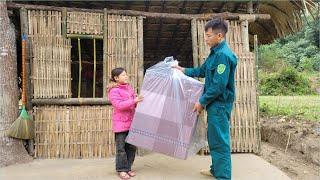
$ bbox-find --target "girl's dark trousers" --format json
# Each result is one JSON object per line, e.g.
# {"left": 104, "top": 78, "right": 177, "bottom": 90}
{"left": 115, "top": 131, "right": 136, "bottom": 172}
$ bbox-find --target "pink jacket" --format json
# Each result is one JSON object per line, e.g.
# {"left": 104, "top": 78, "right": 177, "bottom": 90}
{"left": 108, "top": 84, "right": 136, "bottom": 133}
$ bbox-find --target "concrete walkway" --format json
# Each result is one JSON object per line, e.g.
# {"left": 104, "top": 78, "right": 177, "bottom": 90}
{"left": 0, "top": 153, "right": 290, "bottom": 180}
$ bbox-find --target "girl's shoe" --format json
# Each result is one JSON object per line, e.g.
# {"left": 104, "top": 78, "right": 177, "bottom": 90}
{"left": 127, "top": 171, "right": 136, "bottom": 177}
{"left": 118, "top": 172, "right": 130, "bottom": 180}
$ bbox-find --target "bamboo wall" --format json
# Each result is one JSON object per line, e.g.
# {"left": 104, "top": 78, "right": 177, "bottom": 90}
{"left": 193, "top": 20, "right": 260, "bottom": 153}
{"left": 27, "top": 9, "right": 144, "bottom": 158}
{"left": 226, "top": 21, "right": 245, "bottom": 55}
{"left": 67, "top": 11, "right": 103, "bottom": 35}
{"left": 26, "top": 8, "right": 259, "bottom": 158}
{"left": 105, "top": 14, "right": 140, "bottom": 92}
{"left": 28, "top": 10, "right": 72, "bottom": 99}
{"left": 232, "top": 53, "right": 258, "bottom": 152}
{"left": 31, "top": 36, "right": 72, "bottom": 98}
{"left": 28, "top": 10, "right": 62, "bottom": 36}
{"left": 34, "top": 106, "right": 115, "bottom": 158}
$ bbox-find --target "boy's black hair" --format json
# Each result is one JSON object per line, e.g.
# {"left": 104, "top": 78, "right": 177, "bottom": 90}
{"left": 205, "top": 17, "right": 228, "bottom": 36}
{"left": 110, "top": 67, "right": 126, "bottom": 82}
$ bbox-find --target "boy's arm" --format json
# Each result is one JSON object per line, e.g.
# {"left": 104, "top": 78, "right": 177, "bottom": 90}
{"left": 199, "top": 54, "right": 230, "bottom": 108}
{"left": 184, "top": 61, "right": 207, "bottom": 78}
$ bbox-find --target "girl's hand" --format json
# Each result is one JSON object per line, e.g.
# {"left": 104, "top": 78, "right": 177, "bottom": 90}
{"left": 134, "top": 95, "right": 144, "bottom": 103}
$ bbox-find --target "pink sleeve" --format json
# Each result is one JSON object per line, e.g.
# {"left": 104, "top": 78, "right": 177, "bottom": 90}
{"left": 108, "top": 89, "right": 135, "bottom": 111}
{"left": 130, "top": 86, "right": 137, "bottom": 109}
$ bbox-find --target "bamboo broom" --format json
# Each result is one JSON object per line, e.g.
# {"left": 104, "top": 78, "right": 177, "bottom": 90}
{"left": 7, "top": 33, "right": 34, "bottom": 139}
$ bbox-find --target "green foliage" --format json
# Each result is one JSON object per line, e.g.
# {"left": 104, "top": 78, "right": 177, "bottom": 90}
{"left": 259, "top": 67, "right": 314, "bottom": 95}
{"left": 259, "top": 16, "right": 320, "bottom": 72}
{"left": 258, "top": 15, "right": 319, "bottom": 95}
{"left": 299, "top": 54, "right": 320, "bottom": 72}
{"left": 258, "top": 44, "right": 286, "bottom": 72}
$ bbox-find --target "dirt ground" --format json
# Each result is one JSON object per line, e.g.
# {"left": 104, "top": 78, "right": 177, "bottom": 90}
{"left": 0, "top": 153, "right": 290, "bottom": 180}
{"left": 260, "top": 117, "right": 320, "bottom": 180}
{"left": 1, "top": 116, "right": 319, "bottom": 179}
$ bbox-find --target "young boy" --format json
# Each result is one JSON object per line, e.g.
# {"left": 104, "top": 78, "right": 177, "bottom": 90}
{"left": 174, "top": 18, "right": 237, "bottom": 180}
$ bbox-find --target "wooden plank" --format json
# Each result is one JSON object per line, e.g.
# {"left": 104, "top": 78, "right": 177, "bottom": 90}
{"left": 77, "top": 38, "right": 81, "bottom": 98}
{"left": 108, "top": 14, "right": 114, "bottom": 88}
{"left": 241, "top": 20, "right": 249, "bottom": 52}
{"left": 62, "top": 8, "right": 67, "bottom": 37}
{"left": 191, "top": 19, "right": 199, "bottom": 68}
{"left": 254, "top": 35, "right": 261, "bottom": 153}
{"left": 137, "top": 16, "right": 144, "bottom": 93}
{"left": 66, "top": 34, "right": 103, "bottom": 39}
{"left": 32, "top": 98, "right": 111, "bottom": 105}
{"left": 103, "top": 8, "right": 108, "bottom": 97}
{"left": 250, "top": 53, "right": 255, "bottom": 152}
{"left": 20, "top": 7, "right": 35, "bottom": 155}
{"left": 93, "top": 38, "right": 96, "bottom": 98}
{"left": 8, "top": 2, "right": 271, "bottom": 21}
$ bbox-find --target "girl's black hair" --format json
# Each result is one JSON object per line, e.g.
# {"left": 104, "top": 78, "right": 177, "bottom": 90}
{"left": 110, "top": 67, "right": 126, "bottom": 82}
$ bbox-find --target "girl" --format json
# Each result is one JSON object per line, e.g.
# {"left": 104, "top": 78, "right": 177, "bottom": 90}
{"left": 107, "top": 67, "right": 143, "bottom": 180}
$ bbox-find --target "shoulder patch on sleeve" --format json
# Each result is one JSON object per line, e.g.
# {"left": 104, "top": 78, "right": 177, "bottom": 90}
{"left": 217, "top": 64, "right": 226, "bottom": 74}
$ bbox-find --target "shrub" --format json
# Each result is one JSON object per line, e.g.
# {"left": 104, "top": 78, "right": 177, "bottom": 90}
{"left": 259, "top": 67, "right": 314, "bottom": 95}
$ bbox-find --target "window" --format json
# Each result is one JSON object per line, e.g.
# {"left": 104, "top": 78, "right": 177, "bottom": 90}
{"left": 70, "top": 38, "right": 103, "bottom": 98}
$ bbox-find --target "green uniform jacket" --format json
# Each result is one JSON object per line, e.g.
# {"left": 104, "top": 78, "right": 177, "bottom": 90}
{"left": 185, "top": 40, "right": 237, "bottom": 112}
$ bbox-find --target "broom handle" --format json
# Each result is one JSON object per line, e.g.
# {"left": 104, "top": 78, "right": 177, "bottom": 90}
{"left": 22, "top": 34, "right": 27, "bottom": 106}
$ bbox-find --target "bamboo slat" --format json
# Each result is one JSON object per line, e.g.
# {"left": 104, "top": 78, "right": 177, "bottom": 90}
{"left": 93, "top": 38, "right": 96, "bottom": 98}
{"left": 136, "top": 17, "right": 142, "bottom": 93}
{"left": 254, "top": 35, "right": 261, "bottom": 153}
{"left": 77, "top": 38, "right": 82, "bottom": 98}
{"left": 103, "top": 8, "right": 108, "bottom": 97}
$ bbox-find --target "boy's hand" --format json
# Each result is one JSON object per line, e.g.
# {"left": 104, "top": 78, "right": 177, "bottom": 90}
{"left": 172, "top": 65, "right": 185, "bottom": 73}
{"left": 134, "top": 95, "right": 144, "bottom": 103}
{"left": 193, "top": 102, "right": 203, "bottom": 115}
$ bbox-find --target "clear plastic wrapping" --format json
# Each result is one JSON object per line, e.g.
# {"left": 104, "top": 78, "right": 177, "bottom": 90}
{"left": 126, "top": 57, "right": 207, "bottom": 159}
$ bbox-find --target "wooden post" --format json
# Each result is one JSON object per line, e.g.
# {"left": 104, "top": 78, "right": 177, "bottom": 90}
{"left": 66, "top": 34, "right": 103, "bottom": 39}
{"left": 247, "top": 0, "right": 253, "bottom": 14}
{"left": 0, "top": 2, "right": 33, "bottom": 165}
{"left": 93, "top": 38, "right": 96, "bottom": 98}
{"left": 62, "top": 8, "right": 67, "bottom": 37}
{"left": 137, "top": 16, "right": 144, "bottom": 93}
{"left": 103, "top": 8, "right": 108, "bottom": 97}
{"left": 77, "top": 38, "right": 82, "bottom": 98}
{"left": 254, "top": 35, "right": 261, "bottom": 154}
{"left": 32, "top": 98, "right": 111, "bottom": 105}
{"left": 137, "top": 16, "right": 145, "bottom": 156}
{"left": 241, "top": 20, "right": 249, "bottom": 52}
{"left": 20, "top": 8, "right": 31, "bottom": 109}
{"left": 191, "top": 19, "right": 199, "bottom": 68}
{"left": 20, "top": 7, "right": 34, "bottom": 156}
{"left": 7, "top": 3, "right": 271, "bottom": 22}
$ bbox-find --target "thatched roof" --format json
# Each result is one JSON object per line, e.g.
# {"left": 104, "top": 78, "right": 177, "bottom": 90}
{"left": 8, "top": 1, "right": 317, "bottom": 68}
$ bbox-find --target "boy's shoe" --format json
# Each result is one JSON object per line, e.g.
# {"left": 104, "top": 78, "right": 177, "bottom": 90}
{"left": 200, "top": 169, "right": 214, "bottom": 177}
